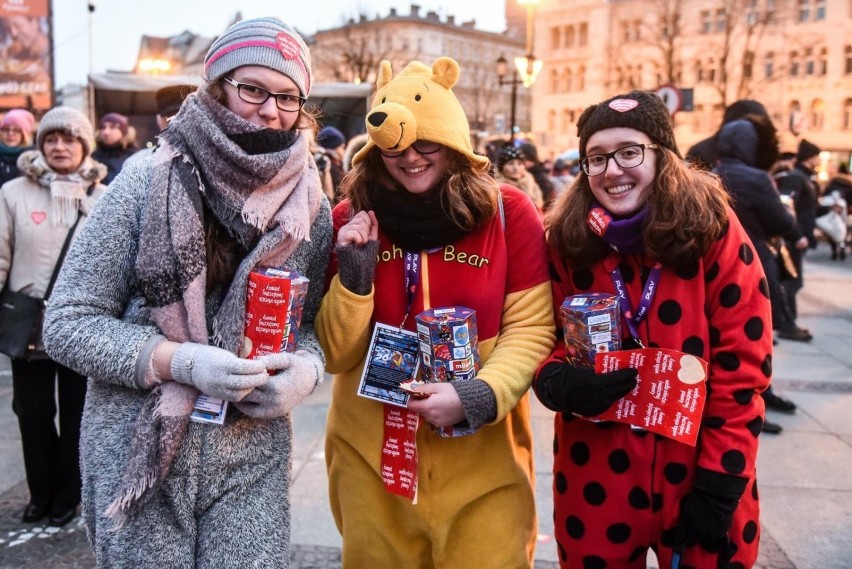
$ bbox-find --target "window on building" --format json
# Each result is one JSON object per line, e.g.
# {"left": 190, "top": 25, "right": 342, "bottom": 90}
{"left": 805, "top": 47, "right": 814, "bottom": 75}
{"left": 548, "top": 109, "right": 556, "bottom": 132}
{"left": 746, "top": 0, "right": 759, "bottom": 26}
{"left": 743, "top": 50, "right": 754, "bottom": 79}
{"left": 696, "top": 60, "right": 704, "bottom": 81}
{"left": 811, "top": 99, "right": 825, "bottom": 130}
{"left": 790, "top": 51, "right": 799, "bottom": 76}
{"left": 815, "top": 0, "right": 826, "bottom": 19}
{"left": 707, "top": 58, "right": 716, "bottom": 82}
{"left": 579, "top": 23, "right": 588, "bottom": 46}
{"left": 789, "top": 101, "right": 803, "bottom": 134}
{"left": 675, "top": 61, "right": 683, "bottom": 83}
{"left": 764, "top": 52, "right": 774, "bottom": 78}
{"left": 565, "top": 68, "right": 574, "bottom": 92}
{"left": 551, "top": 26, "right": 561, "bottom": 50}
{"left": 716, "top": 9, "right": 726, "bottom": 32}
{"left": 701, "top": 10, "right": 712, "bottom": 33}
{"left": 564, "top": 26, "right": 574, "bottom": 48}
{"left": 550, "top": 68, "right": 560, "bottom": 93}
{"left": 621, "top": 21, "right": 630, "bottom": 42}
{"left": 577, "top": 66, "right": 586, "bottom": 91}
{"left": 561, "top": 109, "right": 572, "bottom": 133}
{"left": 633, "top": 20, "right": 642, "bottom": 41}
{"left": 820, "top": 47, "right": 828, "bottom": 75}
{"left": 843, "top": 98, "right": 852, "bottom": 129}
{"left": 798, "top": 0, "right": 810, "bottom": 22}
{"left": 636, "top": 63, "right": 644, "bottom": 88}
{"left": 846, "top": 45, "right": 852, "bottom": 74}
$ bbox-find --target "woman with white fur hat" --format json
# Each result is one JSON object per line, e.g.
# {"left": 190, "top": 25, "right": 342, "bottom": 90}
{"left": 0, "top": 105, "right": 107, "bottom": 527}
{"left": 43, "top": 16, "right": 331, "bottom": 566}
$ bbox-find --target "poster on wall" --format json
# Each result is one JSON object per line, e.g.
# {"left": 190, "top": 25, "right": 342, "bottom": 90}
{"left": 0, "top": 0, "right": 53, "bottom": 111}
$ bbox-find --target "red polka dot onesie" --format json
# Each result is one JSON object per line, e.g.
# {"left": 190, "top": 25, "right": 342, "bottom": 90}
{"left": 535, "top": 208, "right": 772, "bottom": 569}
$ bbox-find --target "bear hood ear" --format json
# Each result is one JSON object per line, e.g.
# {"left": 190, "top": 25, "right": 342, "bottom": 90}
{"left": 377, "top": 60, "right": 393, "bottom": 89}
{"left": 431, "top": 57, "right": 459, "bottom": 89}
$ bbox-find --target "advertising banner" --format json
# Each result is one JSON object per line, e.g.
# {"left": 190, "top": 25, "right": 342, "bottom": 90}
{"left": 0, "top": 0, "right": 52, "bottom": 111}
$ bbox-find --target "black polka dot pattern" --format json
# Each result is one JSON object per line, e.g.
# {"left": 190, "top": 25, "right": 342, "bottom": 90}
{"left": 733, "top": 389, "right": 754, "bottom": 405}
{"left": 746, "top": 416, "right": 763, "bottom": 437}
{"left": 758, "top": 277, "right": 770, "bottom": 298}
{"left": 744, "top": 317, "right": 764, "bottom": 341}
{"left": 555, "top": 471, "right": 567, "bottom": 494}
{"left": 657, "top": 300, "right": 683, "bottom": 325}
{"left": 606, "top": 523, "right": 631, "bottom": 544}
{"left": 566, "top": 515, "right": 585, "bottom": 538}
{"left": 703, "top": 416, "right": 726, "bottom": 429}
{"left": 738, "top": 243, "right": 754, "bottom": 265}
{"left": 582, "top": 555, "right": 606, "bottom": 569}
{"left": 628, "top": 486, "right": 650, "bottom": 509}
{"left": 664, "top": 462, "right": 688, "bottom": 484}
{"left": 571, "top": 442, "right": 591, "bottom": 466}
{"left": 682, "top": 336, "right": 704, "bottom": 357}
{"left": 651, "top": 493, "right": 663, "bottom": 512}
{"left": 720, "top": 283, "right": 742, "bottom": 307}
{"left": 721, "top": 449, "right": 747, "bottom": 474}
{"left": 608, "top": 449, "right": 630, "bottom": 474}
{"left": 583, "top": 482, "right": 606, "bottom": 505}
{"left": 572, "top": 268, "right": 594, "bottom": 290}
{"left": 742, "top": 520, "right": 758, "bottom": 543}
{"left": 705, "top": 261, "right": 720, "bottom": 283}
{"left": 716, "top": 351, "right": 741, "bottom": 371}
{"left": 761, "top": 355, "right": 772, "bottom": 378}
{"left": 709, "top": 326, "right": 721, "bottom": 347}
{"left": 628, "top": 546, "right": 645, "bottom": 562}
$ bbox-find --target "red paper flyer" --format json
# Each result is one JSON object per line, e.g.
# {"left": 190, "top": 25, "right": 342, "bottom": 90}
{"left": 594, "top": 348, "right": 709, "bottom": 446}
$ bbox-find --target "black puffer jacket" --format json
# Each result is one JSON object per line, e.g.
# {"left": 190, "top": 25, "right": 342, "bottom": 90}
{"left": 715, "top": 119, "right": 802, "bottom": 245}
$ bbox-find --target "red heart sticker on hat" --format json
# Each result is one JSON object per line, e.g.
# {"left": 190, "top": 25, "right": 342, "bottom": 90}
{"left": 609, "top": 99, "right": 639, "bottom": 112}
{"left": 276, "top": 32, "right": 299, "bottom": 60}
{"left": 31, "top": 211, "right": 47, "bottom": 225}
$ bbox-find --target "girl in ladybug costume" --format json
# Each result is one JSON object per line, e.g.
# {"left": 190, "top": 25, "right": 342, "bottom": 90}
{"left": 535, "top": 90, "right": 772, "bottom": 568}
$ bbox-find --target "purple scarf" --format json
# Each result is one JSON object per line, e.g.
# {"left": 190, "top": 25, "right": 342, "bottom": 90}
{"left": 586, "top": 202, "right": 648, "bottom": 255}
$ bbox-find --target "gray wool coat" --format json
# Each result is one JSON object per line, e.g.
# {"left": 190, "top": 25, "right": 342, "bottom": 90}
{"left": 43, "top": 156, "right": 332, "bottom": 568}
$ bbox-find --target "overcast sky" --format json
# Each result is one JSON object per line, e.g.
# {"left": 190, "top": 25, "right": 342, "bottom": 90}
{"left": 53, "top": 0, "right": 507, "bottom": 86}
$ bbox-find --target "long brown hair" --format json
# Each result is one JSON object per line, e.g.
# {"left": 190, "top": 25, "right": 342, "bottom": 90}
{"left": 546, "top": 147, "right": 730, "bottom": 269}
{"left": 339, "top": 146, "right": 497, "bottom": 230}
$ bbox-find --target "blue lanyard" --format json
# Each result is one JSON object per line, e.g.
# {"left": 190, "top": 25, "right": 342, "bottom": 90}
{"left": 609, "top": 263, "right": 662, "bottom": 348}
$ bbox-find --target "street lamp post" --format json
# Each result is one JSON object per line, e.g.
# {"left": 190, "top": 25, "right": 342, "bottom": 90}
{"left": 496, "top": 55, "right": 520, "bottom": 140}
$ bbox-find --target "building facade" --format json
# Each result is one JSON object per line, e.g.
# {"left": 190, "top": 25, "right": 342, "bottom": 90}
{"left": 309, "top": 4, "right": 528, "bottom": 147}
{"left": 530, "top": 0, "right": 852, "bottom": 164}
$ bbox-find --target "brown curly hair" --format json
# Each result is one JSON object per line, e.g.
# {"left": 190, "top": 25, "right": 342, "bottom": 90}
{"left": 545, "top": 146, "right": 731, "bottom": 269}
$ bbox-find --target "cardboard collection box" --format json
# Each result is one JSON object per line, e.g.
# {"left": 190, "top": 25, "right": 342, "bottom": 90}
{"left": 415, "top": 306, "right": 480, "bottom": 437}
{"left": 560, "top": 293, "right": 621, "bottom": 368}
{"left": 241, "top": 267, "right": 309, "bottom": 359}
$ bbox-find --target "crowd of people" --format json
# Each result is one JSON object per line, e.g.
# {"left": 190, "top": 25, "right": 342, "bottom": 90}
{"left": 0, "top": 12, "right": 844, "bottom": 569}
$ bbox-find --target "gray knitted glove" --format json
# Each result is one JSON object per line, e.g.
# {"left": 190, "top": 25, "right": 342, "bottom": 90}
{"left": 234, "top": 350, "right": 323, "bottom": 419}
{"left": 170, "top": 342, "right": 267, "bottom": 402}
{"left": 336, "top": 240, "right": 379, "bottom": 295}
{"left": 451, "top": 379, "right": 498, "bottom": 430}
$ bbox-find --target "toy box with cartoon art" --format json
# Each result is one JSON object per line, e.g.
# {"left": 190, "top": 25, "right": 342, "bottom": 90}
{"left": 241, "top": 267, "right": 310, "bottom": 359}
{"left": 415, "top": 306, "right": 481, "bottom": 437}
{"left": 560, "top": 293, "right": 621, "bottom": 368}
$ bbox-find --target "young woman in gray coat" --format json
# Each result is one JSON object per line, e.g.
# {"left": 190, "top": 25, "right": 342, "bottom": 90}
{"left": 43, "top": 17, "right": 331, "bottom": 567}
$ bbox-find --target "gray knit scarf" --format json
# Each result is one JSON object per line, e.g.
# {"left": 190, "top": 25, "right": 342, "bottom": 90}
{"left": 105, "top": 89, "right": 323, "bottom": 526}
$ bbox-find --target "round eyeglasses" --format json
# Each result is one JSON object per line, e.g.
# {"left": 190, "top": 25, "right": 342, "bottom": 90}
{"left": 222, "top": 77, "right": 306, "bottom": 112}
{"left": 380, "top": 140, "right": 442, "bottom": 158}
{"left": 580, "top": 143, "right": 659, "bottom": 177}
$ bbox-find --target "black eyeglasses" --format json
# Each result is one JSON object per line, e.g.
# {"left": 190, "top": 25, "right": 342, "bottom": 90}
{"left": 222, "top": 77, "right": 306, "bottom": 112}
{"left": 580, "top": 143, "right": 659, "bottom": 177}
{"left": 380, "top": 140, "right": 443, "bottom": 158}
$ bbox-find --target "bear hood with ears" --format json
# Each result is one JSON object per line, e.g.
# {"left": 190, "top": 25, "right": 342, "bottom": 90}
{"left": 352, "top": 56, "right": 489, "bottom": 167}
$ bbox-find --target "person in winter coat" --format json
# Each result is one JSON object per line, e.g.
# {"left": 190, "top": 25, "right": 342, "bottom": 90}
{"left": 43, "top": 17, "right": 331, "bottom": 567}
{"left": 519, "top": 140, "right": 556, "bottom": 208}
{"left": 776, "top": 139, "right": 822, "bottom": 321}
{"left": 0, "top": 106, "right": 108, "bottom": 527}
{"left": 822, "top": 163, "right": 852, "bottom": 260}
{"left": 535, "top": 90, "right": 771, "bottom": 569}
{"left": 494, "top": 144, "right": 545, "bottom": 211}
{"left": 315, "top": 56, "right": 555, "bottom": 568}
{"left": 0, "top": 109, "right": 36, "bottom": 186}
{"left": 686, "top": 99, "right": 772, "bottom": 170}
{"left": 91, "top": 112, "right": 138, "bottom": 184}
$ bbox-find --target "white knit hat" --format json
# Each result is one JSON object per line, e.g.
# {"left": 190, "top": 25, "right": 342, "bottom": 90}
{"left": 36, "top": 106, "right": 96, "bottom": 157}
{"left": 203, "top": 17, "right": 313, "bottom": 98}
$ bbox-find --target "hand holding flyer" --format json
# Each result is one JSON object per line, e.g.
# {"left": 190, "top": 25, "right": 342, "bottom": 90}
{"left": 594, "top": 348, "right": 709, "bottom": 446}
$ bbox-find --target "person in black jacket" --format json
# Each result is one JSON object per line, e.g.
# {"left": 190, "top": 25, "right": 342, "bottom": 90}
{"left": 687, "top": 99, "right": 771, "bottom": 170}
{"left": 519, "top": 141, "right": 556, "bottom": 208}
{"left": 776, "top": 139, "right": 821, "bottom": 319}
{"left": 714, "top": 115, "right": 802, "bottom": 429}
